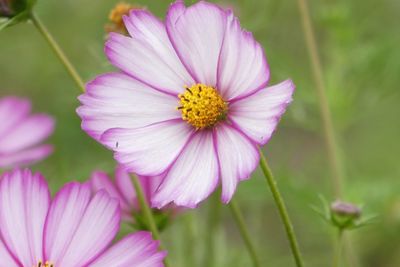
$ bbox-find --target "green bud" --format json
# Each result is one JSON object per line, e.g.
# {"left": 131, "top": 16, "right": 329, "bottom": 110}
{"left": 330, "top": 200, "right": 361, "bottom": 230}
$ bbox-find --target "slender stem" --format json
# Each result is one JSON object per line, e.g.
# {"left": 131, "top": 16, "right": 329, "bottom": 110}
{"left": 131, "top": 175, "right": 171, "bottom": 267}
{"left": 332, "top": 229, "right": 343, "bottom": 267}
{"left": 296, "top": 0, "right": 344, "bottom": 198}
{"left": 296, "top": 1, "right": 360, "bottom": 266}
{"left": 30, "top": 12, "right": 86, "bottom": 92}
{"left": 229, "top": 199, "right": 261, "bottom": 267}
{"left": 259, "top": 149, "right": 304, "bottom": 267}
{"left": 204, "top": 193, "right": 221, "bottom": 267}
{"left": 183, "top": 212, "right": 197, "bottom": 267}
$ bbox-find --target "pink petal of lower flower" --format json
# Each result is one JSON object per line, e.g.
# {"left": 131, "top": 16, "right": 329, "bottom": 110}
{"left": 55, "top": 190, "right": 120, "bottom": 266}
{"left": 0, "top": 169, "right": 50, "bottom": 266}
{"left": 217, "top": 11, "right": 269, "bottom": 101}
{"left": 166, "top": 1, "right": 227, "bottom": 86}
{"left": 0, "top": 144, "right": 53, "bottom": 168}
{"left": 101, "top": 120, "right": 194, "bottom": 176}
{"left": 214, "top": 124, "right": 259, "bottom": 203}
{"left": 90, "top": 171, "right": 131, "bottom": 214}
{"left": 229, "top": 79, "right": 295, "bottom": 145}
{"left": 88, "top": 231, "right": 166, "bottom": 267}
{"left": 0, "top": 96, "right": 31, "bottom": 138}
{"left": 78, "top": 73, "right": 181, "bottom": 141}
{"left": 115, "top": 166, "right": 139, "bottom": 211}
{"left": 44, "top": 182, "right": 92, "bottom": 263}
{"left": 0, "top": 114, "right": 54, "bottom": 154}
{"left": 152, "top": 131, "right": 219, "bottom": 208}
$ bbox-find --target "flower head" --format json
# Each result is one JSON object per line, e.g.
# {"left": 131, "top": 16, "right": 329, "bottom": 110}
{"left": 0, "top": 96, "right": 54, "bottom": 168}
{"left": 78, "top": 0, "right": 295, "bottom": 208}
{"left": 0, "top": 169, "right": 166, "bottom": 266}
{"left": 105, "top": 2, "right": 141, "bottom": 35}
{"left": 90, "top": 166, "right": 175, "bottom": 229}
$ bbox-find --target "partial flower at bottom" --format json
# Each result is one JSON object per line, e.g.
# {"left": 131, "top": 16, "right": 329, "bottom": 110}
{"left": 90, "top": 166, "right": 177, "bottom": 229}
{"left": 0, "top": 96, "right": 54, "bottom": 168}
{"left": 0, "top": 169, "right": 166, "bottom": 267}
{"left": 77, "top": 0, "right": 295, "bottom": 208}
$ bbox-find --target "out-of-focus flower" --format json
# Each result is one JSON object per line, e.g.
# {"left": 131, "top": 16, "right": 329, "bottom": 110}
{"left": 0, "top": 96, "right": 54, "bottom": 168}
{"left": 90, "top": 166, "right": 174, "bottom": 230}
{"left": 0, "top": 0, "right": 36, "bottom": 30}
{"left": 105, "top": 2, "right": 141, "bottom": 35}
{"left": 0, "top": 169, "right": 166, "bottom": 266}
{"left": 78, "top": 0, "right": 294, "bottom": 208}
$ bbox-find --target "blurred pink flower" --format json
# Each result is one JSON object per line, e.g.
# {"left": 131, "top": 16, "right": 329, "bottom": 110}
{"left": 0, "top": 169, "right": 166, "bottom": 266}
{"left": 90, "top": 166, "right": 175, "bottom": 224}
{"left": 78, "top": 0, "right": 294, "bottom": 208}
{"left": 0, "top": 96, "right": 54, "bottom": 168}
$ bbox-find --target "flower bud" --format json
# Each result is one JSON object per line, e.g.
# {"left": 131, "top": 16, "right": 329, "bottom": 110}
{"left": 0, "top": 0, "right": 14, "bottom": 17}
{"left": 105, "top": 2, "right": 142, "bottom": 35}
{"left": 330, "top": 200, "right": 361, "bottom": 229}
{"left": 0, "top": 0, "right": 36, "bottom": 30}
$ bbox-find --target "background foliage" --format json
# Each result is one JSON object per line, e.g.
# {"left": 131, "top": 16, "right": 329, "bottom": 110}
{"left": 0, "top": 0, "right": 399, "bottom": 266}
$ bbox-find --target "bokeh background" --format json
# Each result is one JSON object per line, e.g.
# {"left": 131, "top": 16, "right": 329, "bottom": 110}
{"left": 1, "top": 0, "right": 399, "bottom": 266}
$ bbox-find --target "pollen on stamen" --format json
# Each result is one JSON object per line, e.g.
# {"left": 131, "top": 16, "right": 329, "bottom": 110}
{"left": 35, "top": 260, "right": 54, "bottom": 267}
{"left": 177, "top": 84, "right": 228, "bottom": 130}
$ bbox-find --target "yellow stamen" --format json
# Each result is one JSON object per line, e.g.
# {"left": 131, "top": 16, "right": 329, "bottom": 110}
{"left": 34, "top": 260, "right": 54, "bottom": 267}
{"left": 178, "top": 84, "right": 228, "bottom": 130}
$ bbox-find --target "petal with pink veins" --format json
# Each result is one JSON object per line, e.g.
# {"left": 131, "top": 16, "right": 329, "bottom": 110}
{"left": 229, "top": 79, "right": 295, "bottom": 145}
{"left": 166, "top": 1, "right": 227, "bottom": 86}
{"left": 217, "top": 11, "right": 269, "bottom": 101}
{"left": 105, "top": 9, "right": 193, "bottom": 95}
{"left": 44, "top": 183, "right": 92, "bottom": 263}
{"left": 0, "top": 144, "right": 53, "bottom": 168}
{"left": 53, "top": 190, "right": 120, "bottom": 266}
{"left": 101, "top": 120, "right": 194, "bottom": 176}
{"left": 0, "top": 169, "right": 50, "bottom": 266}
{"left": 78, "top": 73, "right": 181, "bottom": 141}
{"left": 0, "top": 238, "right": 17, "bottom": 266}
{"left": 214, "top": 124, "right": 259, "bottom": 203}
{"left": 152, "top": 131, "right": 219, "bottom": 208}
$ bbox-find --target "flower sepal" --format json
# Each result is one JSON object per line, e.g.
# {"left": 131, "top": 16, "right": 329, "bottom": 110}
{"left": 132, "top": 209, "right": 171, "bottom": 232}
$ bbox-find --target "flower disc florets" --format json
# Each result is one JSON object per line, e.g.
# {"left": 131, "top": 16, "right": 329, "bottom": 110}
{"left": 35, "top": 261, "right": 54, "bottom": 267}
{"left": 178, "top": 84, "right": 228, "bottom": 130}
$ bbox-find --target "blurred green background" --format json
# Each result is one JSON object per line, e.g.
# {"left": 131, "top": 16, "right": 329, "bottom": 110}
{"left": 1, "top": 0, "right": 399, "bottom": 266}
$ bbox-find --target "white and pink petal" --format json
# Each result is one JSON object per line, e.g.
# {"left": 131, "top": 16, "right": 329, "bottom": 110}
{"left": 106, "top": 9, "right": 193, "bottom": 95}
{"left": 78, "top": 73, "right": 181, "bottom": 141}
{"left": 217, "top": 12, "right": 269, "bottom": 101}
{"left": 229, "top": 79, "right": 295, "bottom": 145}
{"left": 166, "top": 1, "right": 227, "bottom": 86}
{"left": 0, "top": 144, "right": 53, "bottom": 168}
{"left": 152, "top": 131, "right": 219, "bottom": 208}
{"left": 101, "top": 120, "right": 194, "bottom": 176}
{"left": 214, "top": 124, "right": 259, "bottom": 203}
{"left": 0, "top": 169, "right": 50, "bottom": 266}
{"left": 88, "top": 232, "right": 166, "bottom": 267}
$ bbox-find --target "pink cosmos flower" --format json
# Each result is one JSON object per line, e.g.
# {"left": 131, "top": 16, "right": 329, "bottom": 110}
{"left": 0, "top": 96, "right": 54, "bottom": 168}
{"left": 90, "top": 166, "right": 168, "bottom": 223}
{"left": 0, "top": 169, "right": 166, "bottom": 267}
{"left": 77, "top": 0, "right": 295, "bottom": 208}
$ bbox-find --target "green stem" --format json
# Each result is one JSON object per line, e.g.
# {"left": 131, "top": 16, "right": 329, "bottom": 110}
{"left": 229, "top": 199, "right": 261, "bottom": 267}
{"left": 296, "top": 0, "right": 344, "bottom": 198}
{"left": 204, "top": 193, "right": 221, "bottom": 267}
{"left": 30, "top": 12, "right": 86, "bottom": 92}
{"left": 333, "top": 229, "right": 343, "bottom": 267}
{"left": 131, "top": 175, "right": 171, "bottom": 267}
{"left": 259, "top": 149, "right": 304, "bottom": 267}
{"left": 183, "top": 212, "right": 197, "bottom": 267}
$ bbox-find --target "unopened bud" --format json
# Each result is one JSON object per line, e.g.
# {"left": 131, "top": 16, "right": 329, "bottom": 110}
{"left": 0, "top": 0, "right": 14, "bottom": 17}
{"left": 330, "top": 200, "right": 361, "bottom": 229}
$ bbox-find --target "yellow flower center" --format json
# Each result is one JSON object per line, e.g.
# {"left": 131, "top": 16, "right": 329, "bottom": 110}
{"left": 178, "top": 84, "right": 228, "bottom": 130}
{"left": 34, "top": 261, "right": 54, "bottom": 267}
